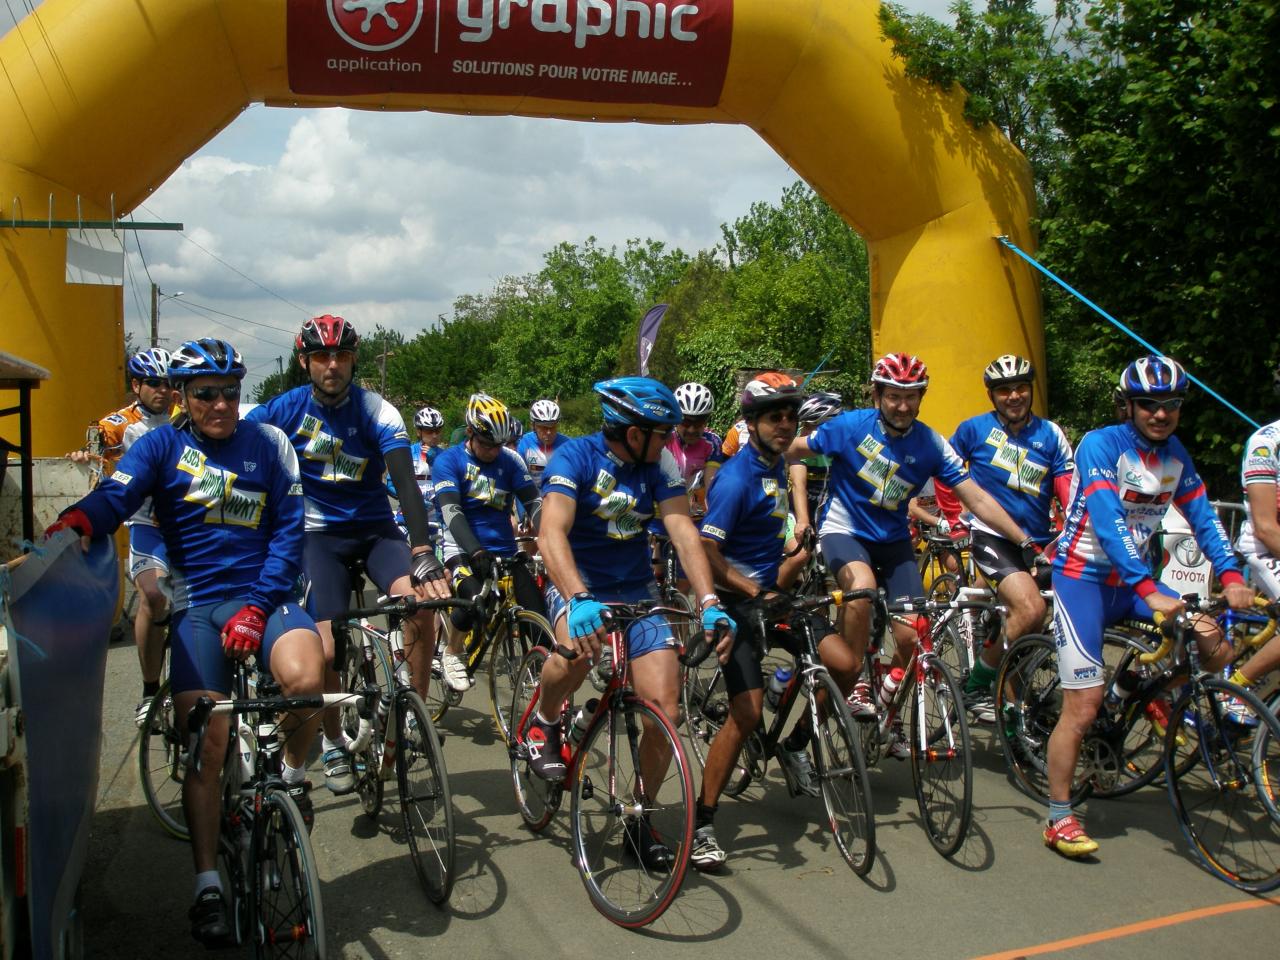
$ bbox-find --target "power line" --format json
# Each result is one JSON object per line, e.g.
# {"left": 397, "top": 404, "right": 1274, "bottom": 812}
{"left": 166, "top": 298, "right": 291, "bottom": 350}
{"left": 172, "top": 297, "right": 296, "bottom": 335}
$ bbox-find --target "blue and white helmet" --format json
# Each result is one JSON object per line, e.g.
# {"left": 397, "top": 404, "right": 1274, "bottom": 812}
{"left": 167, "top": 338, "right": 245, "bottom": 383}
{"left": 529, "top": 399, "right": 561, "bottom": 423}
{"left": 1119, "top": 355, "right": 1187, "bottom": 397}
{"left": 594, "top": 377, "right": 681, "bottom": 428}
{"left": 126, "top": 347, "right": 171, "bottom": 381}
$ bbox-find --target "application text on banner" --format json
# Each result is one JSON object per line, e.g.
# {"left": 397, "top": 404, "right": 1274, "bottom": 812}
{"left": 287, "top": 0, "right": 734, "bottom": 106}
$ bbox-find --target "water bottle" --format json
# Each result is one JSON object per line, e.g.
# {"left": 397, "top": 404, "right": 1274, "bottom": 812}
{"left": 568, "top": 699, "right": 600, "bottom": 746}
{"left": 1104, "top": 668, "right": 1141, "bottom": 705}
{"left": 766, "top": 666, "right": 793, "bottom": 711}
{"left": 878, "top": 667, "right": 905, "bottom": 712}
{"left": 236, "top": 722, "right": 256, "bottom": 781}
{"left": 377, "top": 691, "right": 392, "bottom": 727}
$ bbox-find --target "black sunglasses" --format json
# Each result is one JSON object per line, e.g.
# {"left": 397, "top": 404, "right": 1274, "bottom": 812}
{"left": 140, "top": 378, "right": 168, "bottom": 389}
{"left": 188, "top": 384, "right": 242, "bottom": 402}
{"left": 1132, "top": 396, "right": 1183, "bottom": 413}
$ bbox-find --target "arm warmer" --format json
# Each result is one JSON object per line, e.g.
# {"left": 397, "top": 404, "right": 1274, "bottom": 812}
{"left": 385, "top": 446, "right": 431, "bottom": 548}
{"left": 436, "top": 489, "right": 485, "bottom": 557}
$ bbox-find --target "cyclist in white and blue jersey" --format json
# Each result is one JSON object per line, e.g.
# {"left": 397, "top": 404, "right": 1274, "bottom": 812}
{"left": 45, "top": 339, "right": 326, "bottom": 946}
{"left": 516, "top": 398, "right": 568, "bottom": 491}
{"left": 246, "top": 315, "right": 449, "bottom": 797}
{"left": 433, "top": 393, "right": 545, "bottom": 691}
{"left": 531, "top": 377, "right": 736, "bottom": 868}
{"left": 387, "top": 405, "right": 446, "bottom": 537}
{"left": 938, "top": 354, "right": 1075, "bottom": 722}
{"left": 786, "top": 352, "right": 1035, "bottom": 755}
{"left": 1043, "top": 356, "right": 1253, "bottom": 858}
{"left": 690, "top": 373, "right": 854, "bottom": 870}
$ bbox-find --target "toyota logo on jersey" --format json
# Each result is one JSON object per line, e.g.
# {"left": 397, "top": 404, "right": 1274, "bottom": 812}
{"left": 328, "top": 0, "right": 425, "bottom": 52}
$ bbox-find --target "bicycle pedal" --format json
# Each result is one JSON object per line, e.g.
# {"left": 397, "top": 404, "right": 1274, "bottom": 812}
{"left": 580, "top": 775, "right": 594, "bottom": 800}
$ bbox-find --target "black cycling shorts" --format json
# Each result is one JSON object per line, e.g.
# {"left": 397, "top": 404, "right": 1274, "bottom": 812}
{"left": 970, "top": 530, "right": 1029, "bottom": 584}
{"left": 719, "top": 595, "right": 835, "bottom": 699}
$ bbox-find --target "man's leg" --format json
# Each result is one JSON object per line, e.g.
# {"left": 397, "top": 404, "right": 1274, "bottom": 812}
{"left": 132, "top": 566, "right": 170, "bottom": 725}
{"left": 175, "top": 688, "right": 231, "bottom": 941}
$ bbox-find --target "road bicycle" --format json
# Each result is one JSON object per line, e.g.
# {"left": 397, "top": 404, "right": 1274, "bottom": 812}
{"left": 508, "top": 600, "right": 697, "bottom": 928}
{"left": 684, "top": 587, "right": 877, "bottom": 875}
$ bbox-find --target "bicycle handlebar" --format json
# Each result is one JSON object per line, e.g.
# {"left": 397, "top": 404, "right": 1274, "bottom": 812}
{"left": 339, "top": 594, "right": 479, "bottom": 622}
{"left": 1143, "top": 595, "right": 1231, "bottom": 664}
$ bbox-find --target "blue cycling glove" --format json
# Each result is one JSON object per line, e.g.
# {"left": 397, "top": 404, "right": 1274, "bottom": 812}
{"left": 567, "top": 594, "right": 608, "bottom": 639}
{"left": 702, "top": 604, "right": 736, "bottom": 636}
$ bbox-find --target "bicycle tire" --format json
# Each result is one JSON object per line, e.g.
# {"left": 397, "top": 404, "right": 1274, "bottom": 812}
{"left": 931, "top": 611, "right": 973, "bottom": 691}
{"left": 570, "top": 693, "right": 694, "bottom": 928}
{"left": 253, "top": 788, "right": 325, "bottom": 959}
{"left": 808, "top": 670, "right": 876, "bottom": 875}
{"left": 138, "top": 679, "right": 189, "bottom": 840}
{"left": 395, "top": 691, "right": 456, "bottom": 905}
{"left": 1088, "top": 627, "right": 1170, "bottom": 799}
{"left": 1166, "top": 677, "right": 1280, "bottom": 892}
{"left": 910, "top": 656, "right": 973, "bottom": 857}
{"left": 994, "top": 633, "right": 1092, "bottom": 805}
{"left": 488, "top": 609, "right": 555, "bottom": 745}
{"left": 508, "top": 646, "right": 562, "bottom": 831}
{"left": 340, "top": 633, "right": 391, "bottom": 818}
{"left": 425, "top": 614, "right": 454, "bottom": 724}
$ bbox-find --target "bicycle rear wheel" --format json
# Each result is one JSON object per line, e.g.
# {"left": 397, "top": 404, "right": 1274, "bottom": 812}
{"left": 808, "top": 670, "right": 876, "bottom": 875}
{"left": 488, "top": 609, "right": 554, "bottom": 745}
{"left": 994, "top": 633, "right": 1092, "bottom": 805}
{"left": 1089, "top": 627, "right": 1167, "bottom": 799}
{"left": 138, "top": 679, "right": 189, "bottom": 840}
{"left": 509, "top": 647, "right": 563, "bottom": 831}
{"left": 340, "top": 634, "right": 390, "bottom": 818}
{"left": 1166, "top": 677, "right": 1280, "bottom": 892}
{"left": 570, "top": 694, "right": 694, "bottom": 928}
{"left": 254, "top": 788, "right": 325, "bottom": 959}
{"left": 395, "top": 691, "right": 456, "bottom": 905}
{"left": 425, "top": 615, "right": 460, "bottom": 724}
{"left": 910, "top": 657, "right": 973, "bottom": 857}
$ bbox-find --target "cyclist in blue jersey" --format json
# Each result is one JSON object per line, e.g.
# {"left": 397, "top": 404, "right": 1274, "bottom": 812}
{"left": 690, "top": 373, "right": 855, "bottom": 869}
{"left": 45, "top": 339, "right": 326, "bottom": 945}
{"left": 938, "top": 355, "right": 1075, "bottom": 722}
{"left": 1044, "top": 356, "right": 1253, "bottom": 857}
{"left": 433, "top": 393, "right": 546, "bottom": 691}
{"left": 531, "top": 377, "right": 736, "bottom": 868}
{"left": 517, "top": 399, "right": 568, "bottom": 491}
{"left": 388, "top": 406, "right": 445, "bottom": 537}
{"left": 246, "top": 315, "right": 449, "bottom": 797}
{"left": 786, "top": 353, "right": 1036, "bottom": 756}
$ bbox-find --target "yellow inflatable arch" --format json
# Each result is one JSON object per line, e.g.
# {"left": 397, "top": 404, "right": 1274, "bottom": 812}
{"left": 1, "top": 0, "right": 1039, "bottom": 454}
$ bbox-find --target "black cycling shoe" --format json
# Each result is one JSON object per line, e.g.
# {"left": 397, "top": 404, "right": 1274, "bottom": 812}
{"left": 622, "top": 815, "right": 675, "bottom": 872}
{"left": 526, "top": 715, "right": 567, "bottom": 781}
{"left": 189, "top": 886, "right": 230, "bottom": 946}
{"left": 286, "top": 780, "right": 315, "bottom": 834}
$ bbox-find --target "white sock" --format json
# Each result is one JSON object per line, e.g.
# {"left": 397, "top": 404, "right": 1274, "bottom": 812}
{"left": 282, "top": 761, "right": 306, "bottom": 786}
{"left": 321, "top": 734, "right": 350, "bottom": 753}
{"left": 194, "top": 871, "right": 222, "bottom": 898}
{"left": 535, "top": 710, "right": 559, "bottom": 726}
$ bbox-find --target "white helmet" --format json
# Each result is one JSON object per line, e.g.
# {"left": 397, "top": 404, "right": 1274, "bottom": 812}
{"left": 798, "top": 391, "right": 843, "bottom": 424}
{"left": 674, "top": 382, "right": 714, "bottom": 418}
{"left": 414, "top": 406, "right": 444, "bottom": 429}
{"left": 529, "top": 399, "right": 560, "bottom": 423}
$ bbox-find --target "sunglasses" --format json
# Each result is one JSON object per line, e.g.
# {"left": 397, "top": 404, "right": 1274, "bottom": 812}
{"left": 1133, "top": 396, "right": 1183, "bottom": 413}
{"left": 761, "top": 408, "right": 799, "bottom": 424}
{"left": 188, "top": 384, "right": 242, "bottom": 402}
{"left": 307, "top": 349, "right": 356, "bottom": 363}
{"left": 139, "top": 378, "right": 168, "bottom": 389}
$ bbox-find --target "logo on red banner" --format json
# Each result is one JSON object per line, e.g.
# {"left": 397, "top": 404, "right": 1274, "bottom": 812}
{"left": 287, "top": 0, "right": 734, "bottom": 107}
{"left": 328, "top": 0, "right": 425, "bottom": 51}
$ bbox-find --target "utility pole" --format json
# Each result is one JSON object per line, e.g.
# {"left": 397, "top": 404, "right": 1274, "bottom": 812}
{"left": 150, "top": 283, "right": 159, "bottom": 347}
{"left": 380, "top": 329, "right": 389, "bottom": 395}
{"left": 276, "top": 356, "right": 284, "bottom": 376}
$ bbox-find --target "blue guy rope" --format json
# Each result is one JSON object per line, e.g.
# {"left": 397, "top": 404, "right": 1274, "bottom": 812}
{"left": 996, "top": 236, "right": 1260, "bottom": 430}
{"left": 802, "top": 344, "right": 839, "bottom": 388}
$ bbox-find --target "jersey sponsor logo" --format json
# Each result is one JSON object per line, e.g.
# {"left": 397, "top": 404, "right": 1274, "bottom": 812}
{"left": 1253, "top": 445, "right": 1272, "bottom": 458}
{"left": 297, "top": 413, "right": 370, "bottom": 482}
{"left": 854, "top": 435, "right": 913, "bottom": 510}
{"left": 112, "top": 471, "right": 134, "bottom": 485}
{"left": 984, "top": 427, "right": 1049, "bottom": 496}
{"left": 702, "top": 523, "right": 727, "bottom": 539}
{"left": 761, "top": 477, "right": 788, "bottom": 521}
{"left": 546, "top": 473, "right": 577, "bottom": 490}
{"left": 590, "top": 468, "right": 648, "bottom": 539}
{"left": 288, "top": 482, "right": 304, "bottom": 496}
{"left": 1120, "top": 488, "right": 1172, "bottom": 505}
{"left": 463, "top": 462, "right": 511, "bottom": 509}
{"left": 103, "top": 413, "right": 128, "bottom": 425}
{"left": 244, "top": 460, "right": 258, "bottom": 472}
{"left": 175, "top": 445, "right": 268, "bottom": 528}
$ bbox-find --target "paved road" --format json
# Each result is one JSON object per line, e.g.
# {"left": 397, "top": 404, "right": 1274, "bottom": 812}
{"left": 84, "top": 639, "right": 1277, "bottom": 959}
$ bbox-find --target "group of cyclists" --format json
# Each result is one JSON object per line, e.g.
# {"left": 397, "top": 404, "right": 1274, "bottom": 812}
{"left": 49, "top": 310, "right": 1280, "bottom": 940}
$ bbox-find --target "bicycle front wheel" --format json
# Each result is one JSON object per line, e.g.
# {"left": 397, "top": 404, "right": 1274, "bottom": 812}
{"left": 395, "top": 691, "right": 456, "bottom": 905}
{"left": 910, "top": 657, "right": 973, "bottom": 857}
{"left": 138, "top": 680, "right": 189, "bottom": 840}
{"left": 570, "top": 694, "right": 694, "bottom": 928}
{"left": 808, "top": 670, "right": 876, "bottom": 875}
{"left": 341, "top": 634, "right": 390, "bottom": 818}
{"left": 254, "top": 788, "right": 325, "bottom": 959}
{"left": 1166, "top": 677, "right": 1280, "bottom": 892}
{"left": 488, "top": 609, "right": 555, "bottom": 745}
{"left": 509, "top": 646, "right": 563, "bottom": 831}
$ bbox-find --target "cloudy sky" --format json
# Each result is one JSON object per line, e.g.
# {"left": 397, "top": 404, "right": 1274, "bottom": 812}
{"left": 3, "top": 0, "right": 1048, "bottom": 393}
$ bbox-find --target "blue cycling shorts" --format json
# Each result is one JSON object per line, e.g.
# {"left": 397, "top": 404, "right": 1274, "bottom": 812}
{"left": 303, "top": 521, "right": 412, "bottom": 622}
{"left": 820, "top": 532, "right": 922, "bottom": 602}
{"left": 170, "top": 600, "right": 316, "bottom": 696}
{"left": 544, "top": 582, "right": 676, "bottom": 660}
{"left": 1051, "top": 574, "right": 1176, "bottom": 689}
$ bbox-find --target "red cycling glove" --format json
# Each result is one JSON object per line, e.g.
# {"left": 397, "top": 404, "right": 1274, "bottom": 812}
{"left": 43, "top": 507, "right": 93, "bottom": 540}
{"left": 221, "top": 604, "right": 267, "bottom": 656}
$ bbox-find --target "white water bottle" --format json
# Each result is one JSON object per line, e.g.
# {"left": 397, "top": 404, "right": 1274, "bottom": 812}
{"left": 766, "top": 667, "right": 793, "bottom": 711}
{"left": 568, "top": 699, "right": 600, "bottom": 746}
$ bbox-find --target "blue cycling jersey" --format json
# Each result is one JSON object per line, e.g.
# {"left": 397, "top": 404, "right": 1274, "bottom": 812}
{"left": 246, "top": 384, "right": 409, "bottom": 531}
{"left": 542, "top": 433, "right": 685, "bottom": 590}
{"left": 76, "top": 420, "right": 305, "bottom": 613}
{"left": 808, "top": 408, "right": 968, "bottom": 543}
{"left": 432, "top": 443, "right": 535, "bottom": 558}
{"left": 1054, "top": 422, "right": 1241, "bottom": 591}
{"left": 700, "top": 442, "right": 789, "bottom": 588}
{"left": 516, "top": 431, "right": 569, "bottom": 490}
{"left": 949, "top": 411, "right": 1074, "bottom": 544}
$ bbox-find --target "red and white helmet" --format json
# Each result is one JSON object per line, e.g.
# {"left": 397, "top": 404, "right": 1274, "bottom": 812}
{"left": 296, "top": 314, "right": 360, "bottom": 354}
{"left": 871, "top": 353, "right": 929, "bottom": 390}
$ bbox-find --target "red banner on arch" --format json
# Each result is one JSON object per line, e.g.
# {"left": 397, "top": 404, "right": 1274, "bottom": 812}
{"left": 286, "top": 0, "right": 734, "bottom": 107}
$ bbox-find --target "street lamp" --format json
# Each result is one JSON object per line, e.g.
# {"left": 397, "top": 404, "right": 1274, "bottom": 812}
{"left": 150, "top": 285, "right": 184, "bottom": 346}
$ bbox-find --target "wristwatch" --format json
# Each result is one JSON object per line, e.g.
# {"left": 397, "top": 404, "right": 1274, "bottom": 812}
{"left": 699, "top": 593, "right": 722, "bottom": 610}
